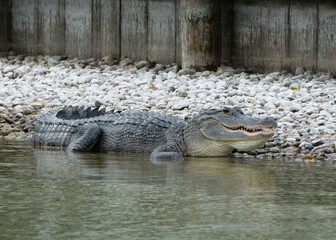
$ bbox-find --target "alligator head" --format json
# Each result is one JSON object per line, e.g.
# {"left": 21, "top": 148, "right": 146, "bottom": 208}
{"left": 185, "top": 106, "right": 277, "bottom": 156}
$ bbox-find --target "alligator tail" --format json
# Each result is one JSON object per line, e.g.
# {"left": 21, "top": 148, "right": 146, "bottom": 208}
{"left": 33, "top": 120, "right": 76, "bottom": 150}
{"left": 32, "top": 107, "right": 106, "bottom": 150}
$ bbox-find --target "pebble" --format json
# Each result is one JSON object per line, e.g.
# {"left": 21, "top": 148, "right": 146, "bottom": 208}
{"left": 135, "top": 60, "right": 149, "bottom": 69}
{"left": 295, "top": 66, "right": 305, "bottom": 75}
{"left": 1, "top": 55, "right": 336, "bottom": 161}
{"left": 178, "top": 68, "right": 196, "bottom": 76}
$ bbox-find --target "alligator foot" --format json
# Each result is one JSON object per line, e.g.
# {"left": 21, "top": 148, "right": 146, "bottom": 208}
{"left": 150, "top": 145, "right": 185, "bottom": 163}
{"left": 67, "top": 124, "right": 102, "bottom": 152}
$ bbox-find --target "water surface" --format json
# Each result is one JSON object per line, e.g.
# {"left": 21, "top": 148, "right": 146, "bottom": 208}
{"left": 1, "top": 141, "right": 336, "bottom": 240}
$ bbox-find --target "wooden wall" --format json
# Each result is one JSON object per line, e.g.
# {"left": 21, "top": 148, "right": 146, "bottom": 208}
{"left": 0, "top": 0, "right": 10, "bottom": 52}
{"left": 230, "top": 0, "right": 336, "bottom": 72}
{"left": 2, "top": 0, "right": 336, "bottom": 73}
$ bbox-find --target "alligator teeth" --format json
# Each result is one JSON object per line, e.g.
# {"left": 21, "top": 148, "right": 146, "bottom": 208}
{"left": 226, "top": 126, "right": 274, "bottom": 133}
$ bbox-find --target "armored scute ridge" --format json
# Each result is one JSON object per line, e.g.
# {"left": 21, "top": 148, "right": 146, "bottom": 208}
{"left": 33, "top": 106, "right": 277, "bottom": 162}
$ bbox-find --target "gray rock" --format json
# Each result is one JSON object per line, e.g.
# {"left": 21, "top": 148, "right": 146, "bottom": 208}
{"left": 270, "top": 147, "right": 280, "bottom": 153}
{"left": 299, "top": 142, "right": 314, "bottom": 151}
{"left": 152, "top": 64, "right": 165, "bottom": 73}
{"left": 164, "top": 65, "right": 177, "bottom": 73}
{"left": 178, "top": 68, "right": 196, "bottom": 76}
{"left": 284, "top": 80, "right": 294, "bottom": 87}
{"left": 102, "top": 55, "right": 114, "bottom": 62}
{"left": 295, "top": 66, "right": 305, "bottom": 75}
{"left": 24, "top": 56, "right": 36, "bottom": 62}
{"left": 324, "top": 147, "right": 334, "bottom": 154}
{"left": 135, "top": 60, "right": 149, "bottom": 69}
{"left": 119, "top": 58, "right": 133, "bottom": 67}
{"left": 312, "top": 139, "right": 325, "bottom": 147}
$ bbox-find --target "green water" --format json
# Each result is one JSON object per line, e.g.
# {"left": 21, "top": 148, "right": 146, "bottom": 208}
{"left": 1, "top": 141, "right": 336, "bottom": 240}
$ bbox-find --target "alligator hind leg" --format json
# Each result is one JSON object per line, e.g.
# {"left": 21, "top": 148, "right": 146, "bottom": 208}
{"left": 67, "top": 124, "right": 102, "bottom": 152}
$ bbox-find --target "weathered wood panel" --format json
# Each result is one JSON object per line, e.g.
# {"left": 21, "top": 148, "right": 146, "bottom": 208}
{"left": 5, "top": 0, "right": 336, "bottom": 73}
{"left": 221, "top": 1, "right": 233, "bottom": 65}
{"left": 121, "top": 0, "right": 148, "bottom": 60}
{"left": 92, "top": 0, "right": 120, "bottom": 59}
{"left": 260, "top": 0, "right": 289, "bottom": 72}
{"left": 232, "top": 0, "right": 263, "bottom": 69}
{"left": 317, "top": 1, "right": 336, "bottom": 72}
{"left": 289, "top": 0, "right": 318, "bottom": 72}
{"left": 148, "top": 0, "right": 176, "bottom": 63}
{"left": 181, "top": 0, "right": 221, "bottom": 69}
{"left": 11, "top": 0, "right": 39, "bottom": 54}
{"left": 65, "top": 0, "right": 92, "bottom": 58}
{"left": 175, "top": 0, "right": 182, "bottom": 64}
{"left": 38, "top": 0, "right": 65, "bottom": 55}
{"left": 0, "top": 0, "right": 10, "bottom": 52}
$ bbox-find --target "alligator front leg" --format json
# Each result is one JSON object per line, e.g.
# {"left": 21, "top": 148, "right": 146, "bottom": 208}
{"left": 67, "top": 124, "right": 102, "bottom": 152}
{"left": 150, "top": 144, "right": 184, "bottom": 162}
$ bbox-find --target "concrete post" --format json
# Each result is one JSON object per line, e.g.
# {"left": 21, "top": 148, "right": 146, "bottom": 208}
{"left": 180, "top": 0, "right": 221, "bottom": 70}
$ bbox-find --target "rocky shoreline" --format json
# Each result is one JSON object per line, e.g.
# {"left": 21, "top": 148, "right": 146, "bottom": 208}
{"left": 1, "top": 54, "right": 335, "bottom": 161}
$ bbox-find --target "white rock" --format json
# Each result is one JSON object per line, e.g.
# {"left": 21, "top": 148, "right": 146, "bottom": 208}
{"left": 3, "top": 65, "right": 16, "bottom": 73}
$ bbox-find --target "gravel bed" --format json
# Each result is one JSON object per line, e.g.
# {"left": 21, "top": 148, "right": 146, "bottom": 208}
{"left": 0, "top": 54, "right": 335, "bottom": 161}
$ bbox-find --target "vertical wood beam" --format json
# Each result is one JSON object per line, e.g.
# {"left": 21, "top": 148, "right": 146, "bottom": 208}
{"left": 180, "top": 0, "right": 221, "bottom": 70}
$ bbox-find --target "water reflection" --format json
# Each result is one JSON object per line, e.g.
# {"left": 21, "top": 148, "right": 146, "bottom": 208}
{"left": 34, "top": 150, "right": 277, "bottom": 199}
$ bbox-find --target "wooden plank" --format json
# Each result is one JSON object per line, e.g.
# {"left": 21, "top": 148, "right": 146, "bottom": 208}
{"left": 65, "top": 0, "right": 92, "bottom": 58}
{"left": 11, "top": 0, "right": 38, "bottom": 54}
{"left": 0, "top": 0, "right": 10, "bottom": 52}
{"left": 121, "top": 0, "right": 148, "bottom": 60}
{"left": 38, "top": 0, "right": 65, "bottom": 55}
{"left": 260, "top": 0, "right": 289, "bottom": 72}
{"left": 92, "top": 0, "right": 120, "bottom": 59}
{"left": 221, "top": 1, "right": 233, "bottom": 65}
{"left": 148, "top": 0, "right": 176, "bottom": 64}
{"left": 180, "top": 0, "right": 221, "bottom": 70}
{"left": 289, "top": 0, "right": 318, "bottom": 72}
{"left": 317, "top": 1, "right": 336, "bottom": 72}
{"left": 175, "top": 0, "right": 182, "bottom": 64}
{"left": 231, "top": 0, "right": 263, "bottom": 69}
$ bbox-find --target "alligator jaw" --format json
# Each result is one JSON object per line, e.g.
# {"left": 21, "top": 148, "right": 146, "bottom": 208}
{"left": 218, "top": 122, "right": 276, "bottom": 140}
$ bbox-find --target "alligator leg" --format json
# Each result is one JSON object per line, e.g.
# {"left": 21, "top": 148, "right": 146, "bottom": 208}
{"left": 67, "top": 124, "right": 102, "bottom": 152}
{"left": 150, "top": 144, "right": 184, "bottom": 162}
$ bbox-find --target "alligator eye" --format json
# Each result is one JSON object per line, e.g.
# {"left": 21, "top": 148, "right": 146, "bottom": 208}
{"left": 222, "top": 108, "right": 232, "bottom": 115}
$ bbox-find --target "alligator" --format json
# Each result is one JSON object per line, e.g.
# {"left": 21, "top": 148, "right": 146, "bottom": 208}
{"left": 32, "top": 106, "right": 277, "bottom": 162}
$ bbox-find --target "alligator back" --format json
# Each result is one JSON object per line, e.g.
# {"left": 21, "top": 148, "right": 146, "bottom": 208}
{"left": 33, "top": 108, "right": 184, "bottom": 153}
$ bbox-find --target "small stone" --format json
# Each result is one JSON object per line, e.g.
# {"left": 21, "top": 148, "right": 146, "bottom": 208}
{"left": 152, "top": 64, "right": 165, "bottom": 73}
{"left": 48, "top": 58, "right": 58, "bottom": 66}
{"left": 226, "top": 97, "right": 239, "bottom": 106}
{"left": 119, "top": 58, "right": 133, "bottom": 67}
{"left": 102, "top": 55, "right": 114, "bottom": 62}
{"left": 284, "top": 80, "right": 294, "bottom": 87}
{"left": 135, "top": 60, "right": 149, "bottom": 69}
{"left": 299, "top": 142, "right": 314, "bottom": 150}
{"left": 295, "top": 66, "right": 305, "bottom": 75}
{"left": 178, "top": 68, "right": 195, "bottom": 76}
{"left": 312, "top": 139, "right": 325, "bottom": 147}
{"left": 290, "top": 104, "right": 301, "bottom": 113}
{"left": 324, "top": 147, "right": 334, "bottom": 154}
{"left": 172, "top": 101, "right": 189, "bottom": 110}
{"left": 3, "top": 65, "right": 16, "bottom": 73}
{"left": 270, "top": 147, "right": 280, "bottom": 153}
{"left": 305, "top": 153, "right": 312, "bottom": 159}
{"left": 24, "top": 56, "right": 36, "bottom": 62}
